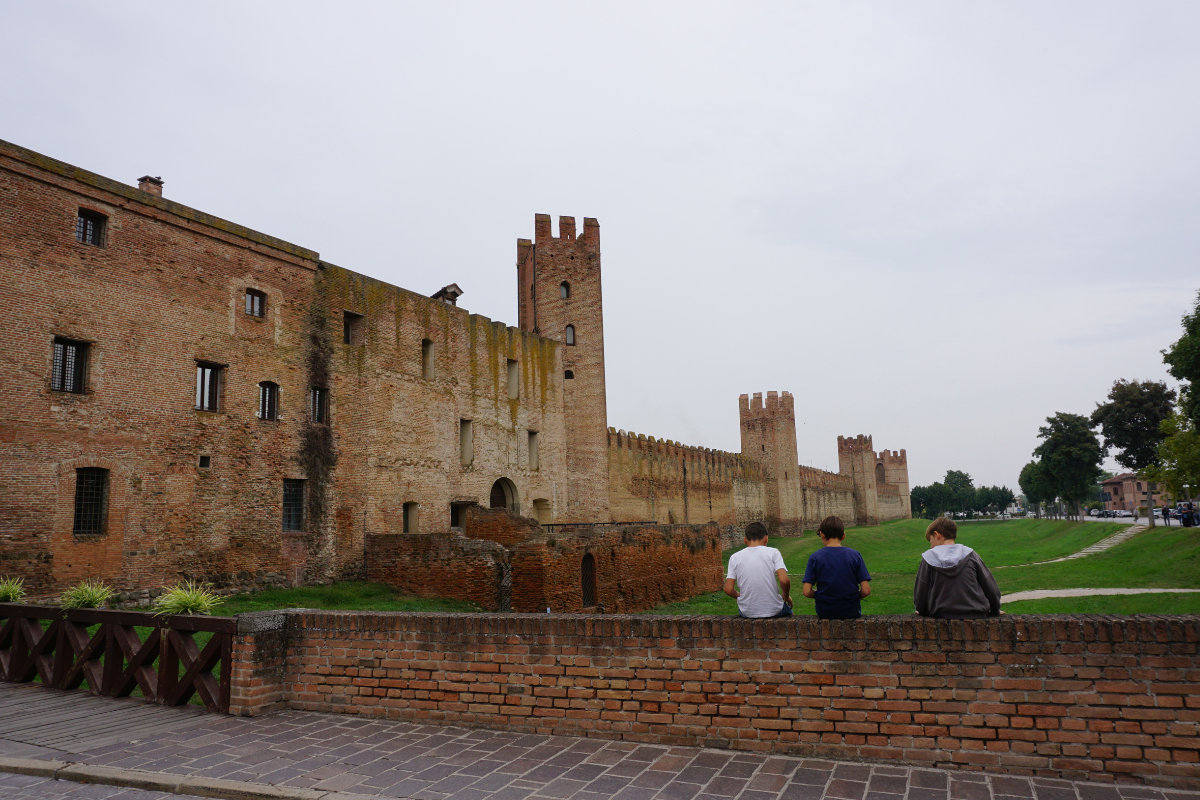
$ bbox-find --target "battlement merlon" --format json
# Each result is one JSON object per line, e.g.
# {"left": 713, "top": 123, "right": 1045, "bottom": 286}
{"left": 738, "top": 390, "right": 795, "bottom": 419}
{"left": 837, "top": 434, "right": 875, "bottom": 455}
{"left": 533, "top": 214, "right": 600, "bottom": 247}
{"left": 880, "top": 448, "right": 908, "bottom": 465}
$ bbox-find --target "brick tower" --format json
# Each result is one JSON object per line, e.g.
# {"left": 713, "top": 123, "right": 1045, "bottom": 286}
{"left": 838, "top": 435, "right": 879, "bottom": 526}
{"left": 879, "top": 449, "right": 911, "bottom": 517}
{"left": 517, "top": 215, "right": 610, "bottom": 522}
{"left": 739, "top": 391, "right": 802, "bottom": 534}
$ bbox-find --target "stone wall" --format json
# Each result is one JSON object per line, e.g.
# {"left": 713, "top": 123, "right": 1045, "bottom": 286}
{"left": 229, "top": 610, "right": 1200, "bottom": 790}
{"left": 365, "top": 530, "right": 507, "bottom": 611}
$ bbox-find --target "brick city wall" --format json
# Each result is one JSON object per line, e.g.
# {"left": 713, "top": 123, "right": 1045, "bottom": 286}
{"left": 607, "top": 429, "right": 765, "bottom": 531}
{"left": 511, "top": 524, "right": 724, "bottom": 613}
{"left": 229, "top": 611, "right": 1200, "bottom": 789}
{"left": 365, "top": 530, "right": 507, "bottom": 611}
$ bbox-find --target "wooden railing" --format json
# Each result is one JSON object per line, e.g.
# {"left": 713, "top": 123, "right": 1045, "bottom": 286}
{"left": 0, "top": 603, "right": 235, "bottom": 713}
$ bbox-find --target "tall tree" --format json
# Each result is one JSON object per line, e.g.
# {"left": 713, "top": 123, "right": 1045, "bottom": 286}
{"left": 1034, "top": 413, "right": 1104, "bottom": 519}
{"left": 1019, "top": 460, "right": 1053, "bottom": 518}
{"left": 1091, "top": 380, "right": 1176, "bottom": 470}
{"left": 1145, "top": 410, "right": 1200, "bottom": 503}
{"left": 1163, "top": 289, "right": 1200, "bottom": 427}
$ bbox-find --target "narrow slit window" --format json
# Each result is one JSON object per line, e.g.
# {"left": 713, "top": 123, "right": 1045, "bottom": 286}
{"left": 421, "top": 339, "right": 435, "bottom": 380}
{"left": 507, "top": 359, "right": 519, "bottom": 400}
{"left": 528, "top": 431, "right": 539, "bottom": 471}
{"left": 258, "top": 381, "right": 279, "bottom": 420}
{"left": 403, "top": 502, "right": 419, "bottom": 534}
{"left": 51, "top": 337, "right": 88, "bottom": 393}
{"left": 565, "top": 325, "right": 575, "bottom": 346}
{"left": 310, "top": 387, "right": 328, "bottom": 423}
{"left": 460, "top": 419, "right": 473, "bottom": 468}
{"left": 560, "top": 281, "right": 570, "bottom": 299}
{"left": 75, "top": 209, "right": 106, "bottom": 246}
{"left": 245, "top": 289, "right": 267, "bottom": 318}
{"left": 73, "top": 467, "right": 109, "bottom": 536}
{"left": 581, "top": 553, "right": 597, "bottom": 607}
{"left": 343, "top": 311, "right": 364, "bottom": 345}
{"left": 195, "top": 362, "right": 223, "bottom": 412}
{"left": 282, "top": 479, "right": 305, "bottom": 531}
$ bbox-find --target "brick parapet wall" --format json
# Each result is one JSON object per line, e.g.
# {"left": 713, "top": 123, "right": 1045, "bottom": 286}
{"left": 232, "top": 611, "right": 1200, "bottom": 789}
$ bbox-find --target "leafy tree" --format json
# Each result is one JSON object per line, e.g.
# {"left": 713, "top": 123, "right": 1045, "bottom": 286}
{"left": 944, "top": 470, "right": 974, "bottom": 494}
{"left": 1091, "top": 380, "right": 1176, "bottom": 470}
{"left": 910, "top": 482, "right": 953, "bottom": 519}
{"left": 1019, "top": 460, "right": 1054, "bottom": 517}
{"left": 1144, "top": 410, "right": 1200, "bottom": 503}
{"left": 1034, "top": 413, "right": 1105, "bottom": 519}
{"left": 1163, "top": 289, "right": 1200, "bottom": 427}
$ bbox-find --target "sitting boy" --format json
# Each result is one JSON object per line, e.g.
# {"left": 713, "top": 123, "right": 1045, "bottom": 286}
{"left": 723, "top": 522, "right": 793, "bottom": 618}
{"left": 801, "top": 516, "right": 871, "bottom": 619}
{"left": 913, "top": 516, "right": 1001, "bottom": 619}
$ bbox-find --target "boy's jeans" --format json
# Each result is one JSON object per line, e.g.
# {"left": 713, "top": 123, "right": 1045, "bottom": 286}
{"left": 739, "top": 603, "right": 794, "bottom": 620}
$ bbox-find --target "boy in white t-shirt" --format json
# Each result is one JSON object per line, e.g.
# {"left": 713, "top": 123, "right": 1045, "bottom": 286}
{"left": 723, "top": 522, "right": 793, "bottom": 619}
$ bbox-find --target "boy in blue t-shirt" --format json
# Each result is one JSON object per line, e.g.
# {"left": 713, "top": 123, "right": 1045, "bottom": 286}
{"left": 801, "top": 516, "right": 872, "bottom": 619}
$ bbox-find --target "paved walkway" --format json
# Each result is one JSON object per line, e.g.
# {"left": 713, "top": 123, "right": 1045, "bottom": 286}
{"left": 994, "top": 525, "right": 1146, "bottom": 570}
{"left": 2, "top": 683, "right": 1198, "bottom": 800}
{"left": 1001, "top": 587, "right": 1200, "bottom": 603}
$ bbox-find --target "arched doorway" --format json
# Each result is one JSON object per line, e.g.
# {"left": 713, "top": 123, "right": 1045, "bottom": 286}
{"left": 581, "top": 552, "right": 597, "bottom": 608}
{"left": 489, "top": 478, "right": 518, "bottom": 512}
{"left": 876, "top": 461, "right": 886, "bottom": 487}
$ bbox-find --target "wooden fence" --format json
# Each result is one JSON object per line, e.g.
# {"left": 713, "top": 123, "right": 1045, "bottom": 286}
{"left": 0, "top": 603, "right": 235, "bottom": 713}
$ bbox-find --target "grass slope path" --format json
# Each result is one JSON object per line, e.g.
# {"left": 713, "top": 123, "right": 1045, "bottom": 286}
{"left": 994, "top": 522, "right": 1146, "bottom": 569}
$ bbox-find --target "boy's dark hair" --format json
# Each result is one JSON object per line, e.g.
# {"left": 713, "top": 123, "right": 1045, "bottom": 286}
{"left": 817, "top": 516, "right": 845, "bottom": 539}
{"left": 926, "top": 517, "right": 958, "bottom": 539}
{"left": 744, "top": 521, "right": 768, "bottom": 542}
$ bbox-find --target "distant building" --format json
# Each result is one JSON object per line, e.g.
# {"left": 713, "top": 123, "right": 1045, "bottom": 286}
{"left": 1102, "top": 473, "right": 1170, "bottom": 512}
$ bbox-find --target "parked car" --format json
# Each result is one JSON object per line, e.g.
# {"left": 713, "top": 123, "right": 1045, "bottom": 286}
{"left": 1089, "top": 509, "right": 1100, "bottom": 517}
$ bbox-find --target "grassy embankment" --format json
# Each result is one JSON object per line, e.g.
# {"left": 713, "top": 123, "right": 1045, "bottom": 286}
{"left": 644, "top": 517, "right": 1200, "bottom": 616}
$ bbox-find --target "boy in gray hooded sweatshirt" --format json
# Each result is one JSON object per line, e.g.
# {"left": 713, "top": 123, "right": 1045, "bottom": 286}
{"left": 914, "top": 517, "right": 1001, "bottom": 619}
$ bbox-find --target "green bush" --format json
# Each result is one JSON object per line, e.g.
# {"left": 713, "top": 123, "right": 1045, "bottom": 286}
{"left": 0, "top": 576, "right": 26, "bottom": 603}
{"left": 60, "top": 579, "right": 114, "bottom": 609}
{"left": 153, "top": 581, "right": 224, "bottom": 616}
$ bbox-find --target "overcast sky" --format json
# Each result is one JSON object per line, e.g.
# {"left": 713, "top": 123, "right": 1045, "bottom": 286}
{"left": 5, "top": 2, "right": 1198, "bottom": 489}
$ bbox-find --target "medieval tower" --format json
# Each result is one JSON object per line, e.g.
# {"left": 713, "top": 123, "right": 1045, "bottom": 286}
{"left": 517, "top": 215, "right": 611, "bottom": 522}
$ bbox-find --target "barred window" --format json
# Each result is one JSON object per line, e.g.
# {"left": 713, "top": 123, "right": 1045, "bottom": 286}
{"left": 195, "top": 362, "right": 223, "bottom": 411}
{"left": 73, "top": 467, "right": 109, "bottom": 536}
{"left": 245, "top": 289, "right": 266, "bottom": 318}
{"left": 51, "top": 337, "right": 88, "bottom": 393}
{"left": 76, "top": 210, "right": 106, "bottom": 246}
{"left": 258, "top": 381, "right": 279, "bottom": 421}
{"left": 282, "top": 479, "right": 305, "bottom": 531}
{"left": 310, "top": 387, "right": 328, "bottom": 423}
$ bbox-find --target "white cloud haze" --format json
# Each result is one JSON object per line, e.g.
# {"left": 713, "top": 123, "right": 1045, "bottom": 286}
{"left": 4, "top": 1, "right": 1197, "bottom": 488}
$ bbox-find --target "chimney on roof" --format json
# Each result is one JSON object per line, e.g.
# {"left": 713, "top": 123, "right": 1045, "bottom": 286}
{"left": 138, "top": 175, "right": 163, "bottom": 197}
{"left": 431, "top": 283, "right": 464, "bottom": 306}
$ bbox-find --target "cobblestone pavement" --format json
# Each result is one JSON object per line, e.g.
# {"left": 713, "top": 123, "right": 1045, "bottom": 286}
{"left": 0, "top": 770, "right": 198, "bottom": 799}
{"left": 4, "top": 706, "right": 1199, "bottom": 800}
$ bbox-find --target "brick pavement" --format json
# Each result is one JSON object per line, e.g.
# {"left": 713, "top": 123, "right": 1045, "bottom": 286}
{"left": 4, "top": 706, "right": 1200, "bottom": 800}
{"left": 0, "top": 770, "right": 196, "bottom": 799}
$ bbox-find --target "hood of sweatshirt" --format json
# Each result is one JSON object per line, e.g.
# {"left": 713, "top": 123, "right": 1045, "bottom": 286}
{"left": 921, "top": 543, "right": 975, "bottom": 571}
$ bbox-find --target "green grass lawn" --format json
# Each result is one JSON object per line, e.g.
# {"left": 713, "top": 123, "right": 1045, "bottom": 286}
{"left": 214, "top": 582, "right": 479, "bottom": 615}
{"left": 644, "top": 518, "right": 1184, "bottom": 616}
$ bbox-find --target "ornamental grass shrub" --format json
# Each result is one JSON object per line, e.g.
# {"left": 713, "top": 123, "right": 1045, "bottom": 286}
{"left": 153, "top": 581, "right": 224, "bottom": 616}
{"left": 59, "top": 579, "right": 113, "bottom": 609}
{"left": 0, "top": 576, "right": 26, "bottom": 603}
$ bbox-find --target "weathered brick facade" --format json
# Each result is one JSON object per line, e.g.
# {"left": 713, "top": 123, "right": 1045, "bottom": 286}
{"left": 228, "top": 610, "right": 1200, "bottom": 790}
{"left": 0, "top": 139, "right": 908, "bottom": 596}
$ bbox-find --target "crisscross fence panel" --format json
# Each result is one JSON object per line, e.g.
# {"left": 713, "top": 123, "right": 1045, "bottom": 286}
{"left": 0, "top": 604, "right": 235, "bottom": 713}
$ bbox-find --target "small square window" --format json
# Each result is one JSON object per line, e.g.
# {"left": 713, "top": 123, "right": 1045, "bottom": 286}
{"left": 76, "top": 210, "right": 106, "bottom": 246}
{"left": 198, "top": 455, "right": 211, "bottom": 469}
{"left": 51, "top": 337, "right": 88, "bottom": 393}
{"left": 195, "top": 362, "right": 223, "bottom": 412}
{"left": 310, "top": 387, "right": 328, "bottom": 423}
{"left": 73, "top": 467, "right": 109, "bottom": 536}
{"left": 245, "top": 289, "right": 267, "bottom": 318}
{"left": 283, "top": 479, "right": 305, "bottom": 531}
{"left": 343, "top": 311, "right": 364, "bottom": 345}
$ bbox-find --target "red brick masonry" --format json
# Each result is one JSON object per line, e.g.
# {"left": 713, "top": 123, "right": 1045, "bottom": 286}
{"left": 228, "top": 611, "right": 1200, "bottom": 789}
